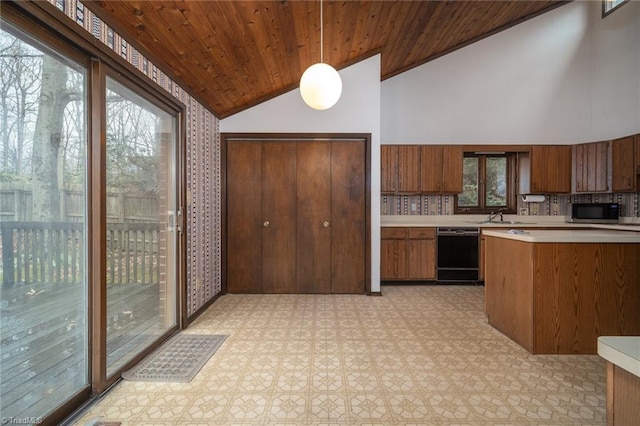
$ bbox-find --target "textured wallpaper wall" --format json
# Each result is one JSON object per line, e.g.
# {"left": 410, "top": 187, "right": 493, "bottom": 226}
{"left": 51, "top": 0, "right": 221, "bottom": 317}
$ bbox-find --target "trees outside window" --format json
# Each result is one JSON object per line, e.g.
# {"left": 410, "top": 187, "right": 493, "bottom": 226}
{"left": 0, "top": 23, "right": 89, "bottom": 420}
{"left": 455, "top": 153, "right": 516, "bottom": 214}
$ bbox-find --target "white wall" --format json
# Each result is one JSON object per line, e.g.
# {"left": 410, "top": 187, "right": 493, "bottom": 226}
{"left": 221, "top": 55, "right": 383, "bottom": 293}
{"left": 381, "top": 0, "right": 640, "bottom": 145}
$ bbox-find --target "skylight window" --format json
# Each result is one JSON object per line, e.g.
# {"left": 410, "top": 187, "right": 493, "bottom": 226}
{"left": 603, "top": 0, "right": 628, "bottom": 17}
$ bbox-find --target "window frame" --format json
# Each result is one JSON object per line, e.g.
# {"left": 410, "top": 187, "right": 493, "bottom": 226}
{"left": 602, "top": 0, "right": 629, "bottom": 17}
{"left": 1, "top": 1, "right": 188, "bottom": 423}
{"left": 454, "top": 152, "right": 517, "bottom": 215}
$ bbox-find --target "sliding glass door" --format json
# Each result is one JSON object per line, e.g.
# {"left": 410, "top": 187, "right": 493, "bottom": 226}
{"left": 1, "top": 8, "right": 183, "bottom": 422}
{"left": 104, "top": 77, "right": 178, "bottom": 376}
{"left": 0, "top": 22, "right": 88, "bottom": 419}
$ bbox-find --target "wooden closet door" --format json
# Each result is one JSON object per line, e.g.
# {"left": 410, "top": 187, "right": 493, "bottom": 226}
{"left": 227, "top": 142, "right": 263, "bottom": 292}
{"left": 296, "top": 141, "right": 332, "bottom": 293}
{"left": 330, "top": 141, "right": 366, "bottom": 294}
{"left": 262, "top": 142, "right": 297, "bottom": 293}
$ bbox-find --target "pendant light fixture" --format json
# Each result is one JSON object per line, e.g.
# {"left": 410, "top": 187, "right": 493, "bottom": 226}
{"left": 300, "top": 0, "right": 342, "bottom": 110}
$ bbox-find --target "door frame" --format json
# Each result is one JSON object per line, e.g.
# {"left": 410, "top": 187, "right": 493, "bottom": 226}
{"left": 221, "top": 133, "right": 372, "bottom": 295}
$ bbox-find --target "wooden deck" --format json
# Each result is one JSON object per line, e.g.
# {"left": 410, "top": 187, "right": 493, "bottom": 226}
{"left": 0, "top": 281, "right": 161, "bottom": 418}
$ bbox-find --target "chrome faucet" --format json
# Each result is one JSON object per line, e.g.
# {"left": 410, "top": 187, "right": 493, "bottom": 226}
{"left": 487, "top": 210, "right": 504, "bottom": 223}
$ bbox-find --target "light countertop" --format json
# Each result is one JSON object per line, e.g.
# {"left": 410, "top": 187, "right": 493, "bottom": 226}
{"left": 381, "top": 215, "right": 640, "bottom": 232}
{"left": 482, "top": 228, "right": 640, "bottom": 243}
{"left": 598, "top": 336, "right": 640, "bottom": 377}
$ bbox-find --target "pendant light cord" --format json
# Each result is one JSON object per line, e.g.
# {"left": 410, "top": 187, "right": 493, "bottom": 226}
{"left": 320, "top": 0, "right": 324, "bottom": 64}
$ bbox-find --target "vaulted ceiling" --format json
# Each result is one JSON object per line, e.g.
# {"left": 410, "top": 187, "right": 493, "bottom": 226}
{"left": 83, "top": 0, "right": 568, "bottom": 118}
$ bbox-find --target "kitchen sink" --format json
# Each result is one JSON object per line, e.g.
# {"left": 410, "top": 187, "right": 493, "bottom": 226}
{"left": 464, "top": 220, "right": 536, "bottom": 225}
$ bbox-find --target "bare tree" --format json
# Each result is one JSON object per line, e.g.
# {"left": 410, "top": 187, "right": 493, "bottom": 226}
{"left": 0, "top": 36, "right": 41, "bottom": 177}
{"left": 31, "top": 55, "right": 70, "bottom": 221}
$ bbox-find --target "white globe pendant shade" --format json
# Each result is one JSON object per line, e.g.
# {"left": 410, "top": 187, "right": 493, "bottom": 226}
{"left": 300, "top": 62, "right": 342, "bottom": 110}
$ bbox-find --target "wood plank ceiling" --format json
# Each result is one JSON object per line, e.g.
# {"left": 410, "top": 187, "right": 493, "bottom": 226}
{"left": 83, "top": 0, "right": 567, "bottom": 118}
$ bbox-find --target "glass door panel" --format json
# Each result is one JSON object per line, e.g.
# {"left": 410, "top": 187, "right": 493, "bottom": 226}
{"left": 0, "top": 23, "right": 88, "bottom": 419}
{"left": 105, "top": 77, "right": 177, "bottom": 376}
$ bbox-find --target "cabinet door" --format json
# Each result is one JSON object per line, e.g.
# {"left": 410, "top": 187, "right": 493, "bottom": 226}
{"left": 381, "top": 228, "right": 407, "bottom": 280}
{"left": 530, "top": 146, "right": 572, "bottom": 193}
{"left": 442, "top": 146, "right": 463, "bottom": 193}
{"left": 381, "top": 145, "right": 398, "bottom": 193}
{"left": 262, "top": 142, "right": 297, "bottom": 293}
{"left": 296, "top": 142, "right": 331, "bottom": 293}
{"left": 612, "top": 135, "right": 637, "bottom": 192}
{"left": 419, "top": 145, "right": 443, "bottom": 192}
{"left": 574, "top": 142, "right": 609, "bottom": 193}
{"left": 398, "top": 145, "right": 420, "bottom": 192}
{"left": 330, "top": 141, "right": 366, "bottom": 293}
{"left": 479, "top": 235, "right": 485, "bottom": 281}
{"left": 407, "top": 228, "right": 436, "bottom": 280}
{"left": 227, "top": 142, "right": 264, "bottom": 293}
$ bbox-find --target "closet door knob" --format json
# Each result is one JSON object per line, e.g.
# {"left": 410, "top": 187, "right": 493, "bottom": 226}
{"left": 323, "top": 221, "right": 330, "bottom": 228}
{"left": 263, "top": 221, "right": 270, "bottom": 227}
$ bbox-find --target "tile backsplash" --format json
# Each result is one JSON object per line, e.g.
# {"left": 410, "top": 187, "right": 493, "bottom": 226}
{"left": 381, "top": 192, "right": 640, "bottom": 217}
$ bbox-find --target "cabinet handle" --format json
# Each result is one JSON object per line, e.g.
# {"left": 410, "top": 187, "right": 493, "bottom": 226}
{"left": 263, "top": 221, "right": 270, "bottom": 228}
{"left": 323, "top": 221, "right": 330, "bottom": 228}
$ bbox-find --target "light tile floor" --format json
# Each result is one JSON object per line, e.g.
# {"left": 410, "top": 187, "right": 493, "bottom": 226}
{"left": 75, "top": 285, "right": 606, "bottom": 425}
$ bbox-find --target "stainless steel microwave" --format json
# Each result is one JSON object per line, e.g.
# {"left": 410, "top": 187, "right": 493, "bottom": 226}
{"left": 567, "top": 202, "right": 620, "bottom": 223}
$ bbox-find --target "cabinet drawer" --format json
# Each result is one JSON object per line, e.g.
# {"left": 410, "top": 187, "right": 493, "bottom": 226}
{"left": 381, "top": 227, "right": 407, "bottom": 239}
{"left": 408, "top": 227, "right": 435, "bottom": 239}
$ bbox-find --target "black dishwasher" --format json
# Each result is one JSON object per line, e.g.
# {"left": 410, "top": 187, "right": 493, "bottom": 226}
{"left": 436, "top": 227, "right": 479, "bottom": 282}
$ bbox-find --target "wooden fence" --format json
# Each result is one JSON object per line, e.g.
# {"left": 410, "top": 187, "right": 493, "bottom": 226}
{"left": 1, "top": 221, "right": 160, "bottom": 286}
{"left": 0, "top": 183, "right": 159, "bottom": 223}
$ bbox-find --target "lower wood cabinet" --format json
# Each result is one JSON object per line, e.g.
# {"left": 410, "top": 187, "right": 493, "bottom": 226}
{"left": 606, "top": 362, "right": 640, "bottom": 426}
{"left": 381, "top": 227, "right": 435, "bottom": 280}
{"left": 485, "top": 235, "right": 640, "bottom": 354}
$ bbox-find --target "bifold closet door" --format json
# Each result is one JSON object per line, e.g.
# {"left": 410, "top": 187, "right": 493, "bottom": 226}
{"left": 296, "top": 141, "right": 332, "bottom": 293}
{"left": 226, "top": 138, "right": 366, "bottom": 294}
{"left": 227, "top": 141, "right": 263, "bottom": 293}
{"left": 262, "top": 142, "right": 297, "bottom": 293}
{"left": 330, "top": 141, "right": 366, "bottom": 294}
{"left": 227, "top": 141, "right": 297, "bottom": 293}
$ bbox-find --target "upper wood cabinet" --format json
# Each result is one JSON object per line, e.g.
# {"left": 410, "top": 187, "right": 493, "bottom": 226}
{"left": 381, "top": 145, "right": 399, "bottom": 193}
{"left": 612, "top": 135, "right": 640, "bottom": 192}
{"left": 381, "top": 144, "right": 463, "bottom": 194}
{"left": 573, "top": 141, "right": 610, "bottom": 193}
{"left": 420, "top": 145, "right": 463, "bottom": 193}
{"left": 519, "top": 145, "right": 572, "bottom": 194}
{"left": 398, "top": 145, "right": 420, "bottom": 192}
{"left": 381, "top": 145, "right": 421, "bottom": 193}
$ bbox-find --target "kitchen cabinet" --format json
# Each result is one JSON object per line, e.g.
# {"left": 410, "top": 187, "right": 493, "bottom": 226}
{"left": 420, "top": 145, "right": 463, "bottom": 193}
{"left": 381, "top": 145, "right": 399, "bottom": 193}
{"left": 612, "top": 134, "right": 640, "bottom": 192}
{"left": 479, "top": 234, "right": 485, "bottom": 281}
{"left": 381, "top": 227, "right": 435, "bottom": 280}
{"left": 605, "top": 362, "right": 640, "bottom": 426}
{"left": 227, "top": 139, "right": 367, "bottom": 294}
{"left": 407, "top": 228, "right": 436, "bottom": 279}
{"left": 398, "top": 145, "right": 420, "bottom": 192}
{"left": 380, "top": 145, "right": 463, "bottom": 194}
{"left": 484, "top": 231, "right": 640, "bottom": 354}
{"left": 380, "top": 228, "right": 407, "bottom": 279}
{"left": 519, "top": 145, "right": 572, "bottom": 194}
{"left": 573, "top": 141, "right": 610, "bottom": 193}
{"left": 381, "top": 145, "right": 420, "bottom": 193}
{"left": 599, "top": 337, "right": 640, "bottom": 426}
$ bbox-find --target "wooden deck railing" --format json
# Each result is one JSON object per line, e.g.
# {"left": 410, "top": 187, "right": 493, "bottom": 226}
{"left": 1, "top": 221, "right": 160, "bottom": 286}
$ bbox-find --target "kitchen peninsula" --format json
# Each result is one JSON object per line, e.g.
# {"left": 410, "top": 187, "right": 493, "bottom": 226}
{"left": 483, "top": 229, "right": 640, "bottom": 355}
